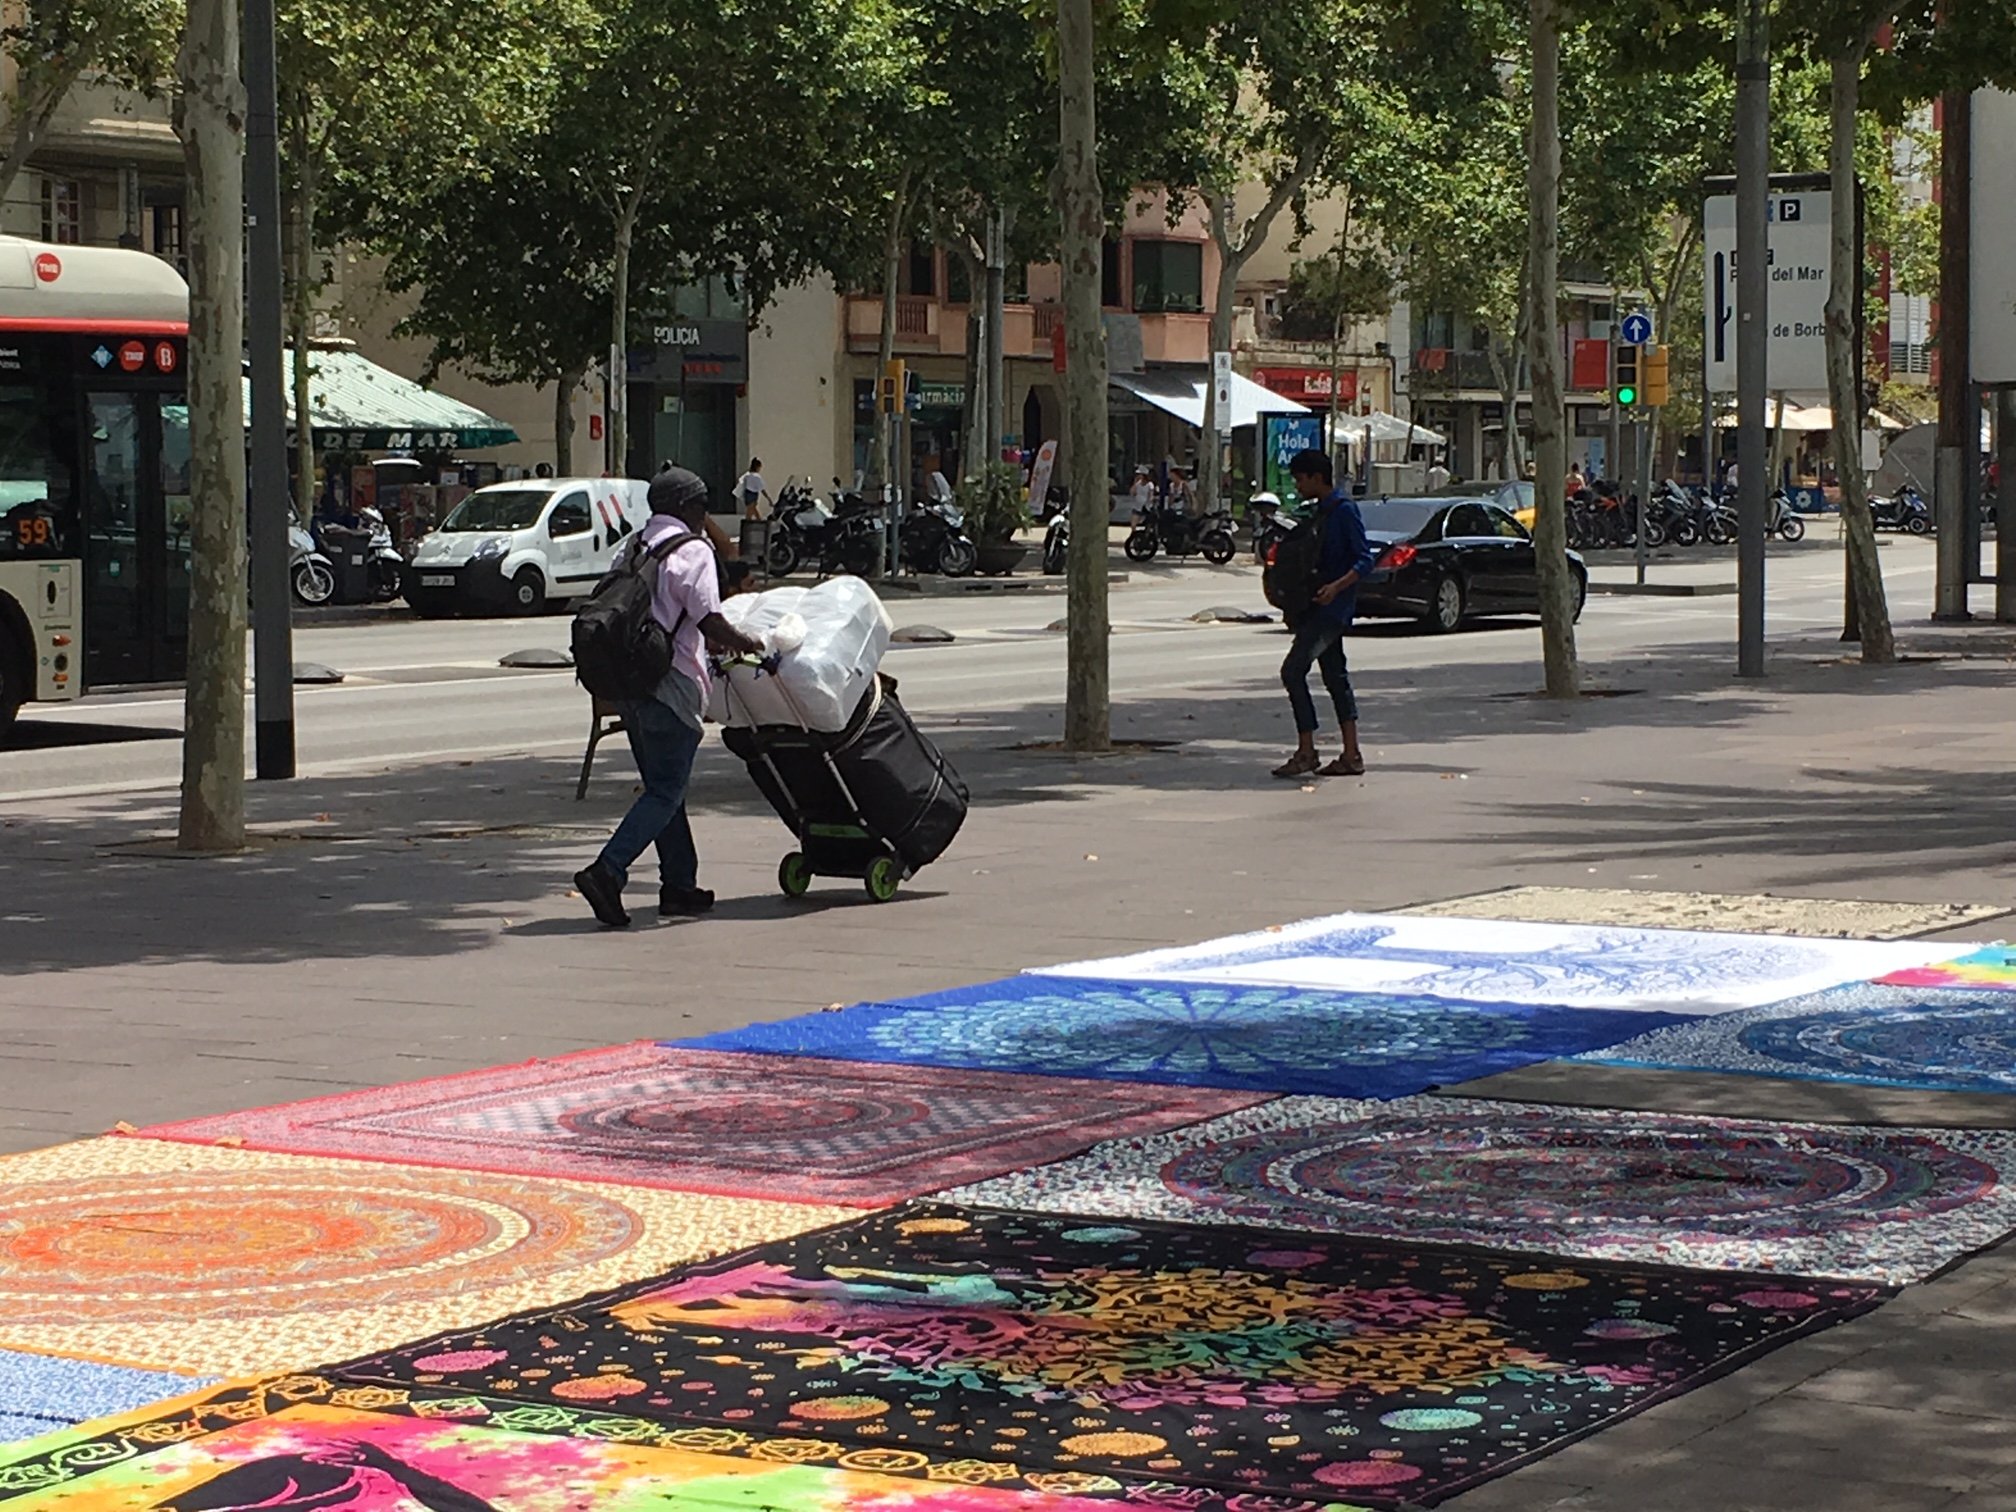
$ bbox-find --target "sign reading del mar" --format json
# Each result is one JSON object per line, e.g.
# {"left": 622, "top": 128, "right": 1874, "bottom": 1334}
{"left": 1703, "top": 188, "right": 1832, "bottom": 394}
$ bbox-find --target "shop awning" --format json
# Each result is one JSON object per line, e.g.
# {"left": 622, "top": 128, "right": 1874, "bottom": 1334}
{"left": 1713, "top": 403, "right": 1908, "bottom": 434}
{"left": 257, "top": 346, "right": 519, "bottom": 451}
{"left": 1110, "top": 370, "right": 1309, "bottom": 431}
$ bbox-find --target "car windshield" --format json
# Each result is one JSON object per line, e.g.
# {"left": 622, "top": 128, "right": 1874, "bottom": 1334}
{"left": 438, "top": 488, "right": 551, "bottom": 532}
{"left": 1357, "top": 500, "right": 1444, "bottom": 537}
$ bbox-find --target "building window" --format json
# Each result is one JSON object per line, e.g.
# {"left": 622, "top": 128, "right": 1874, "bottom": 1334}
{"left": 148, "top": 201, "right": 184, "bottom": 262}
{"left": 947, "top": 258, "right": 972, "bottom": 305}
{"left": 904, "top": 243, "right": 936, "bottom": 298}
{"left": 1889, "top": 292, "right": 1932, "bottom": 377}
{"left": 40, "top": 178, "right": 82, "bottom": 244}
{"left": 1131, "top": 240, "right": 1203, "bottom": 314}
{"left": 1101, "top": 239, "right": 1122, "bottom": 308}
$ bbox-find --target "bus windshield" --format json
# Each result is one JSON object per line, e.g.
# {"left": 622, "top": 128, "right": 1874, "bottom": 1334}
{"left": 437, "top": 488, "right": 551, "bottom": 533}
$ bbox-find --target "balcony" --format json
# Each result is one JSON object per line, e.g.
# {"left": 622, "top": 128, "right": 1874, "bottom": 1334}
{"left": 845, "top": 294, "right": 949, "bottom": 355}
{"left": 1139, "top": 312, "right": 1211, "bottom": 365}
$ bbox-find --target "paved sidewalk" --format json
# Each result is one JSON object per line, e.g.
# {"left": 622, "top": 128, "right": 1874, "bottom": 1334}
{"left": 3, "top": 618, "right": 2016, "bottom": 1507}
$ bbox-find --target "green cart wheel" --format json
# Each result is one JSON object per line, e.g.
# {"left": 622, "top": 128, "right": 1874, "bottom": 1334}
{"left": 864, "top": 854, "right": 903, "bottom": 903}
{"left": 777, "top": 851, "right": 812, "bottom": 899}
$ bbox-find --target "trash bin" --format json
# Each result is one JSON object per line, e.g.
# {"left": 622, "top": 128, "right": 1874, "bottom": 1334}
{"left": 319, "top": 525, "right": 371, "bottom": 603}
{"left": 739, "top": 518, "right": 772, "bottom": 572}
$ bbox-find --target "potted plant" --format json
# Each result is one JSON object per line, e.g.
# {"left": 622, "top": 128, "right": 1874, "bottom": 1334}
{"left": 957, "top": 461, "right": 1030, "bottom": 575}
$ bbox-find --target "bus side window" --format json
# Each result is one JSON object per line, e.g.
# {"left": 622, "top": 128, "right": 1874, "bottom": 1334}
{"left": 0, "top": 383, "right": 71, "bottom": 559}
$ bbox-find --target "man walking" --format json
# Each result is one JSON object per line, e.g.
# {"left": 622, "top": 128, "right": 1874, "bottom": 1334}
{"left": 575, "top": 467, "right": 763, "bottom": 929}
{"left": 1273, "top": 448, "right": 1376, "bottom": 781}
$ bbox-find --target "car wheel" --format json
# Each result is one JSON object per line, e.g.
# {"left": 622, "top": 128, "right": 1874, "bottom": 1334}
{"left": 1123, "top": 530, "right": 1158, "bottom": 562}
{"left": 1201, "top": 530, "right": 1236, "bottom": 565}
{"left": 291, "top": 558, "right": 335, "bottom": 606}
{"left": 510, "top": 567, "right": 544, "bottom": 614}
{"left": 1423, "top": 573, "right": 1465, "bottom": 633}
{"left": 937, "top": 537, "right": 978, "bottom": 577}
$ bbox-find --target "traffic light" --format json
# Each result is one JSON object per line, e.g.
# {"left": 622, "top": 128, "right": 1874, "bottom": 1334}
{"left": 1613, "top": 342, "right": 1641, "bottom": 409}
{"left": 1642, "top": 344, "right": 1670, "bottom": 408}
{"left": 879, "top": 359, "right": 906, "bottom": 414}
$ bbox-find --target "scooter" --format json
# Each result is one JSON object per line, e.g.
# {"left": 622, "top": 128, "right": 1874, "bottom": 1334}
{"left": 289, "top": 522, "right": 336, "bottom": 606}
{"left": 311, "top": 505, "right": 405, "bottom": 603}
{"left": 1042, "top": 503, "right": 1069, "bottom": 575}
{"left": 1767, "top": 489, "right": 1808, "bottom": 542}
{"left": 765, "top": 479, "right": 884, "bottom": 578}
{"left": 1247, "top": 491, "right": 1297, "bottom": 564}
{"left": 1870, "top": 485, "right": 1932, "bottom": 534}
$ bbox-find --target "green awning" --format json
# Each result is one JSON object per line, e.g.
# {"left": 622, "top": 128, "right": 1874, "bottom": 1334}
{"left": 252, "top": 347, "right": 519, "bottom": 452}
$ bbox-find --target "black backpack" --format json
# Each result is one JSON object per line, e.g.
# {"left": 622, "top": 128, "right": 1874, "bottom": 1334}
{"left": 571, "top": 531, "right": 707, "bottom": 702}
{"left": 1262, "top": 511, "right": 1325, "bottom": 628}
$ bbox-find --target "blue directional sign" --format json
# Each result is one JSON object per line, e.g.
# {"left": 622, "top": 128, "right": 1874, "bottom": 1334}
{"left": 1620, "top": 312, "right": 1654, "bottom": 346}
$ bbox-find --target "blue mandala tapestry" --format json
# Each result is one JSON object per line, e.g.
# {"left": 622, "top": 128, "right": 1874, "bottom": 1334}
{"left": 1575, "top": 983, "right": 2016, "bottom": 1097}
{"left": 673, "top": 977, "right": 1705, "bottom": 1098}
{"left": 0, "top": 1347, "right": 215, "bottom": 1445}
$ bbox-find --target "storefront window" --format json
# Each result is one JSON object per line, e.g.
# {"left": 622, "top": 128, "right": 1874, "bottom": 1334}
{"left": 0, "top": 384, "right": 74, "bottom": 559}
{"left": 1131, "top": 241, "right": 1203, "bottom": 314}
{"left": 666, "top": 277, "right": 746, "bottom": 322}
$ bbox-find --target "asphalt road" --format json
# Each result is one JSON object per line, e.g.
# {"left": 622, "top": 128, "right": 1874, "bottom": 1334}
{"left": 0, "top": 534, "right": 1941, "bottom": 801}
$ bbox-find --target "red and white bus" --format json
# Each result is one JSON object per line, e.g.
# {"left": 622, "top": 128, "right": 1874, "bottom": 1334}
{"left": 0, "top": 236, "right": 190, "bottom": 732}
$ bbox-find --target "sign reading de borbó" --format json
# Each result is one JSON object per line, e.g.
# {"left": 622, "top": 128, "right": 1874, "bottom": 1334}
{"left": 628, "top": 318, "right": 750, "bottom": 384}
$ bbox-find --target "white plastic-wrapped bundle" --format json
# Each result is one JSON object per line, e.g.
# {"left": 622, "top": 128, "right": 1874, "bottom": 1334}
{"left": 709, "top": 576, "right": 894, "bottom": 731}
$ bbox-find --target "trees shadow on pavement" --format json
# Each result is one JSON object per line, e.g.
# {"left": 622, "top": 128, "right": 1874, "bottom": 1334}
{"left": 0, "top": 621, "right": 2010, "bottom": 974}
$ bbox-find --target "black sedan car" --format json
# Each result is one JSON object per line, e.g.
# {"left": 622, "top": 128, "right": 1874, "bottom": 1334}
{"left": 1354, "top": 497, "right": 1587, "bottom": 633}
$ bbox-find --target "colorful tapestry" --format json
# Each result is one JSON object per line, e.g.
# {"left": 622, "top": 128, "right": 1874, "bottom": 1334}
{"left": 672, "top": 979, "right": 1699, "bottom": 1099}
{"left": 1403, "top": 887, "right": 2007, "bottom": 941}
{"left": 1031, "top": 913, "right": 1972, "bottom": 1015}
{"left": 946, "top": 1095, "right": 2016, "bottom": 1285}
{"left": 1877, "top": 946, "right": 2016, "bottom": 990}
{"left": 0, "top": 1349, "right": 215, "bottom": 1447}
{"left": 0, "top": 1139, "right": 852, "bottom": 1378}
{"left": 0, "top": 1376, "right": 1365, "bottom": 1510}
{"left": 1576, "top": 983, "right": 2016, "bottom": 1097}
{"left": 135, "top": 1047, "right": 1265, "bottom": 1208}
{"left": 334, "top": 1204, "right": 1885, "bottom": 1506}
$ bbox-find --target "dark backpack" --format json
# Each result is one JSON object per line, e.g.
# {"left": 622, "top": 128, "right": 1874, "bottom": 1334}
{"left": 570, "top": 531, "right": 707, "bottom": 702}
{"left": 1262, "top": 512, "right": 1325, "bottom": 628}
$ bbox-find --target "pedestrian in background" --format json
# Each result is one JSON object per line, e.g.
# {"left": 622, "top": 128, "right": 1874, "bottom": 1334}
{"left": 1273, "top": 449, "right": 1375, "bottom": 781}
{"left": 574, "top": 466, "right": 764, "bottom": 930}
{"left": 737, "top": 459, "right": 769, "bottom": 518}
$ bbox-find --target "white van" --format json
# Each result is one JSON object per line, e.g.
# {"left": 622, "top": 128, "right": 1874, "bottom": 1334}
{"left": 406, "top": 478, "right": 652, "bottom": 616}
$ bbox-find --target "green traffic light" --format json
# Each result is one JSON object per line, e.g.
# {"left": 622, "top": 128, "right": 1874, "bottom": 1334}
{"left": 1617, "top": 385, "right": 1638, "bottom": 406}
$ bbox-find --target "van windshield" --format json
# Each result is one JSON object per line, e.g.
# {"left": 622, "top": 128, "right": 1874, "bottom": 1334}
{"left": 438, "top": 489, "right": 551, "bottom": 532}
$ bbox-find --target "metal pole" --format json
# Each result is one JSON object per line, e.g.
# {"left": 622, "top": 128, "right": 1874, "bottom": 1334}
{"left": 985, "top": 209, "right": 1006, "bottom": 465}
{"left": 1935, "top": 86, "right": 1973, "bottom": 619}
{"left": 1735, "top": 0, "right": 1770, "bottom": 676}
{"left": 1635, "top": 418, "right": 1650, "bottom": 585}
{"left": 243, "top": 0, "right": 294, "bottom": 778}
{"left": 1607, "top": 283, "right": 1620, "bottom": 487}
{"left": 1998, "top": 387, "right": 2016, "bottom": 622}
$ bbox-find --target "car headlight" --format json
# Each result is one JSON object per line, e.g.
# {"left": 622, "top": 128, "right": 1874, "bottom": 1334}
{"left": 471, "top": 535, "right": 509, "bottom": 560}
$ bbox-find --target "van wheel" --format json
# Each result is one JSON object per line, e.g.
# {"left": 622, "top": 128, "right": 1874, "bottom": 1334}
{"left": 510, "top": 568, "right": 544, "bottom": 614}
{"left": 0, "top": 623, "right": 22, "bottom": 739}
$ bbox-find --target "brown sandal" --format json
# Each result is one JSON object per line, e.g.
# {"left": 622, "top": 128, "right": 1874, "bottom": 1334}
{"left": 1320, "top": 753, "right": 1366, "bottom": 777}
{"left": 1272, "top": 751, "right": 1321, "bottom": 779}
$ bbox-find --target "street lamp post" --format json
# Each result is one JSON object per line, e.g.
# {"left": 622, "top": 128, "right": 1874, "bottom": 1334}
{"left": 1735, "top": 0, "right": 1771, "bottom": 676}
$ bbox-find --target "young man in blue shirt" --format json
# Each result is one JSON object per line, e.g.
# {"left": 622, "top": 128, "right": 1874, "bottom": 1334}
{"left": 1274, "top": 448, "right": 1377, "bottom": 780}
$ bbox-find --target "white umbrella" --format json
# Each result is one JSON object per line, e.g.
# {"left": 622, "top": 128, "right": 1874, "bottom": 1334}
{"left": 1329, "top": 410, "right": 1446, "bottom": 448}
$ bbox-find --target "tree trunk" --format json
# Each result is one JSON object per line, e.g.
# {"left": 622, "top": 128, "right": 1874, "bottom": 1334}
{"left": 175, "top": 0, "right": 249, "bottom": 851}
{"left": 1200, "top": 195, "right": 1240, "bottom": 518}
{"left": 1488, "top": 334, "right": 1525, "bottom": 480}
{"left": 1527, "top": 0, "right": 1578, "bottom": 697}
{"left": 985, "top": 205, "right": 1007, "bottom": 464}
{"left": 554, "top": 366, "right": 579, "bottom": 475}
{"left": 0, "top": 75, "right": 70, "bottom": 211}
{"left": 288, "top": 101, "right": 317, "bottom": 523}
{"left": 874, "top": 175, "right": 910, "bottom": 491}
{"left": 1058, "top": 0, "right": 1109, "bottom": 752}
{"left": 1826, "top": 41, "right": 1895, "bottom": 662}
{"left": 609, "top": 191, "right": 643, "bottom": 478}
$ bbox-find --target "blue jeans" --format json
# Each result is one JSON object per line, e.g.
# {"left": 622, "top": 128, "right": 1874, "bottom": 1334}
{"left": 597, "top": 698, "right": 702, "bottom": 888}
{"left": 1282, "top": 616, "right": 1358, "bottom": 735}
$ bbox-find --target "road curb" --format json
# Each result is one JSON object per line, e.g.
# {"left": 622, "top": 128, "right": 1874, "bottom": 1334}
{"left": 1589, "top": 581, "right": 1738, "bottom": 597}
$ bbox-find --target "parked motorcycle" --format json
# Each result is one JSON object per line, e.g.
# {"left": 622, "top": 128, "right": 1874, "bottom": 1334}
{"left": 1247, "top": 491, "right": 1300, "bottom": 565}
{"left": 1871, "top": 485, "right": 1932, "bottom": 535}
{"left": 1125, "top": 500, "right": 1237, "bottom": 564}
{"left": 765, "top": 478, "right": 884, "bottom": 578}
{"left": 289, "top": 522, "right": 336, "bottom": 606}
{"left": 898, "top": 496, "right": 978, "bottom": 577}
{"left": 1768, "top": 489, "right": 1808, "bottom": 542}
{"left": 311, "top": 505, "right": 405, "bottom": 604}
{"left": 1041, "top": 503, "right": 1069, "bottom": 575}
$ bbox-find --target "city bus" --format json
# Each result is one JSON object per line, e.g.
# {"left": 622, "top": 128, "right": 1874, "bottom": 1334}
{"left": 0, "top": 236, "right": 189, "bottom": 733}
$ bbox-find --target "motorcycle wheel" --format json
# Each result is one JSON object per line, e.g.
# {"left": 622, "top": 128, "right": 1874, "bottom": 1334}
{"left": 765, "top": 534, "right": 800, "bottom": 577}
{"left": 1201, "top": 530, "right": 1236, "bottom": 565}
{"left": 1672, "top": 519, "right": 1700, "bottom": 548}
{"left": 291, "top": 558, "right": 335, "bottom": 607}
{"left": 1643, "top": 520, "right": 1668, "bottom": 550}
{"left": 1043, "top": 533, "right": 1067, "bottom": 575}
{"left": 1124, "top": 530, "right": 1159, "bottom": 562}
{"left": 937, "top": 537, "right": 979, "bottom": 577}
{"left": 1779, "top": 515, "right": 1807, "bottom": 543}
{"left": 1907, "top": 514, "right": 1931, "bottom": 536}
{"left": 842, "top": 540, "right": 883, "bottom": 577}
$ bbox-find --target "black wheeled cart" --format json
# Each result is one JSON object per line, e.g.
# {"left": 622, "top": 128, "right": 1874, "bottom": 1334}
{"left": 720, "top": 673, "right": 967, "bottom": 902}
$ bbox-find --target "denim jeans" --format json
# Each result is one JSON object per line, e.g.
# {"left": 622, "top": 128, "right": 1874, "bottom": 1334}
{"left": 597, "top": 697, "right": 703, "bottom": 888}
{"left": 1281, "top": 616, "right": 1359, "bottom": 735}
